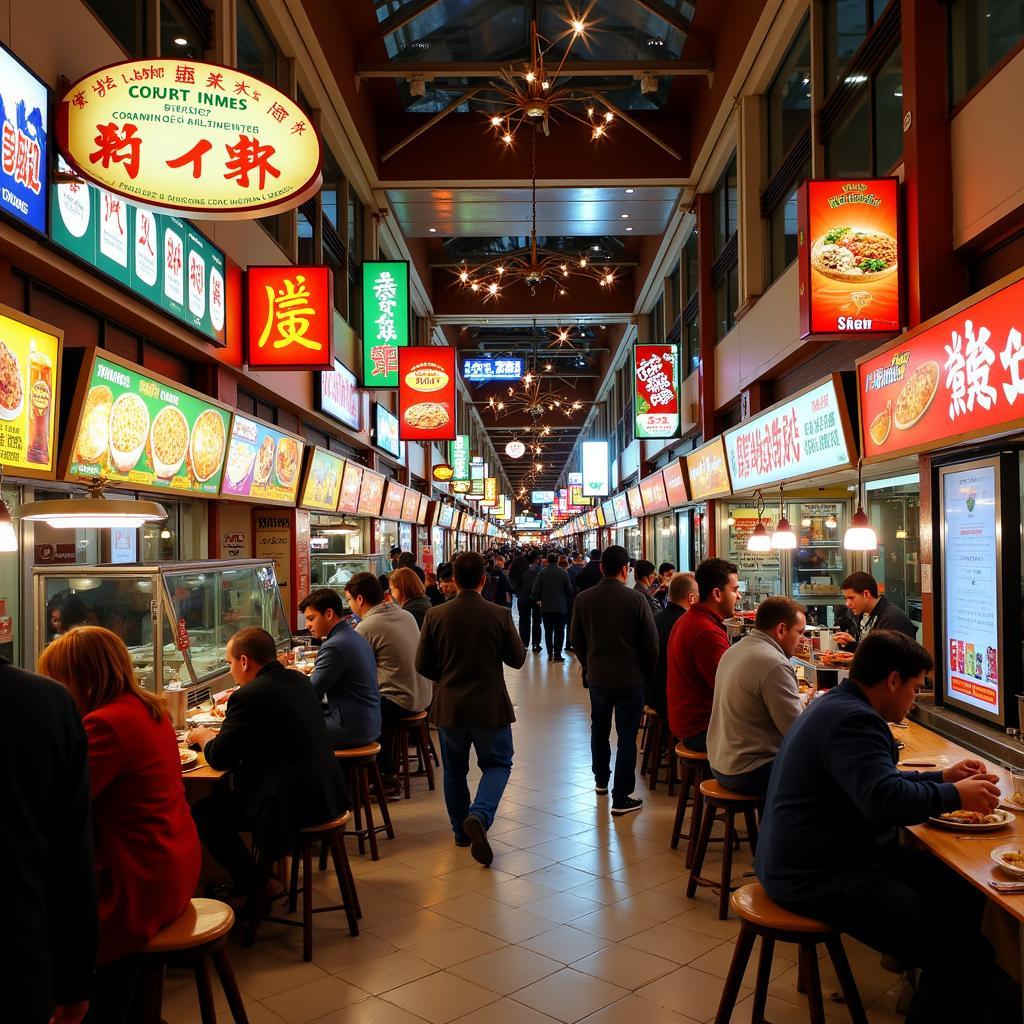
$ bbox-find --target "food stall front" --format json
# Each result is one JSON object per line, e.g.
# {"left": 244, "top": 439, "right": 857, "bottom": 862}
{"left": 684, "top": 436, "right": 731, "bottom": 567}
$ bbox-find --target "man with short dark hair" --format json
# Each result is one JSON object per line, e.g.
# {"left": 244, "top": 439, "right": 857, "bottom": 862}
{"left": 654, "top": 562, "right": 675, "bottom": 607}
{"left": 532, "top": 552, "right": 575, "bottom": 662}
{"left": 436, "top": 562, "right": 457, "bottom": 601}
{"left": 632, "top": 559, "right": 662, "bottom": 615}
{"left": 571, "top": 545, "right": 658, "bottom": 816}
{"left": 416, "top": 552, "right": 527, "bottom": 865}
{"left": 648, "top": 572, "right": 698, "bottom": 716}
{"left": 834, "top": 571, "right": 916, "bottom": 650}
{"left": 574, "top": 548, "right": 603, "bottom": 594}
{"left": 398, "top": 550, "right": 426, "bottom": 583}
{"left": 754, "top": 631, "right": 999, "bottom": 1024}
{"left": 515, "top": 552, "right": 544, "bottom": 652}
{"left": 707, "top": 596, "right": 806, "bottom": 797}
{"left": 667, "top": 557, "right": 741, "bottom": 752}
{"left": 488, "top": 555, "right": 514, "bottom": 608}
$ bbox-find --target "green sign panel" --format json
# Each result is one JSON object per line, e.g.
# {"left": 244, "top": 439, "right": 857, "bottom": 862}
{"left": 361, "top": 260, "right": 410, "bottom": 388}
{"left": 51, "top": 157, "right": 226, "bottom": 345}
{"left": 470, "top": 459, "right": 485, "bottom": 497}
{"left": 450, "top": 435, "right": 471, "bottom": 480}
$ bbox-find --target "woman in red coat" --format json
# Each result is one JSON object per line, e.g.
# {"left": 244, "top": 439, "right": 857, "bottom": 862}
{"left": 40, "top": 626, "right": 201, "bottom": 1020}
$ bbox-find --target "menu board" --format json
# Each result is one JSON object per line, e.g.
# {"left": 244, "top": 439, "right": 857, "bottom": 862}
{"left": 685, "top": 437, "right": 731, "bottom": 500}
{"left": 399, "top": 345, "right": 457, "bottom": 441}
{"left": 299, "top": 447, "right": 346, "bottom": 512}
{"left": 375, "top": 403, "right": 402, "bottom": 459}
{"left": 602, "top": 499, "right": 616, "bottom": 524}
{"left": 662, "top": 458, "right": 689, "bottom": 507}
{"left": 316, "top": 359, "right": 361, "bottom": 430}
{"left": 382, "top": 480, "right": 405, "bottom": 520}
{"left": 612, "top": 493, "right": 630, "bottom": 522}
{"left": 221, "top": 415, "right": 304, "bottom": 505}
{"left": 339, "top": 461, "right": 364, "bottom": 515}
{"left": 0, "top": 307, "right": 61, "bottom": 478}
{"left": 438, "top": 503, "right": 455, "bottom": 528}
{"left": 626, "top": 486, "right": 644, "bottom": 518}
{"left": 595, "top": 505, "right": 606, "bottom": 527}
{"left": 66, "top": 351, "right": 231, "bottom": 496}
{"left": 357, "top": 469, "right": 386, "bottom": 517}
{"left": 634, "top": 343, "right": 681, "bottom": 439}
{"left": 940, "top": 460, "right": 1003, "bottom": 724}
{"left": 402, "top": 488, "right": 421, "bottom": 522}
{"left": 639, "top": 472, "right": 669, "bottom": 514}
{"left": 417, "top": 493, "right": 429, "bottom": 525}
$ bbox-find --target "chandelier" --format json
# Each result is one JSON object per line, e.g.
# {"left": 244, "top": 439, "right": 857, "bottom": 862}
{"left": 488, "top": 370, "right": 583, "bottom": 421}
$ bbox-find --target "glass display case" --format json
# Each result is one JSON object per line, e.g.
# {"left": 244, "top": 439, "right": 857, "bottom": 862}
{"left": 34, "top": 559, "right": 290, "bottom": 693}
{"left": 310, "top": 553, "right": 389, "bottom": 610}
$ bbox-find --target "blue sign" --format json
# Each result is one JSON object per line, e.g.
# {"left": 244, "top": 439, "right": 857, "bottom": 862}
{"left": 0, "top": 44, "right": 48, "bottom": 234}
{"left": 462, "top": 357, "right": 524, "bottom": 382}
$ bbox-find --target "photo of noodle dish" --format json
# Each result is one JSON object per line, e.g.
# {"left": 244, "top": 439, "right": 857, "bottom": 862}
{"left": 253, "top": 436, "right": 275, "bottom": 487}
{"left": 275, "top": 437, "right": 300, "bottom": 488}
{"left": 108, "top": 393, "right": 150, "bottom": 473}
{"left": 226, "top": 439, "right": 256, "bottom": 487}
{"left": 811, "top": 226, "right": 898, "bottom": 283}
{"left": 150, "top": 406, "right": 190, "bottom": 479}
{"left": 0, "top": 339, "right": 23, "bottom": 421}
{"left": 77, "top": 385, "right": 113, "bottom": 464}
{"left": 190, "top": 409, "right": 227, "bottom": 483}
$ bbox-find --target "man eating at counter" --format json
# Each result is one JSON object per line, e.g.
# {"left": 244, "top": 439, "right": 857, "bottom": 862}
{"left": 833, "top": 571, "right": 916, "bottom": 650}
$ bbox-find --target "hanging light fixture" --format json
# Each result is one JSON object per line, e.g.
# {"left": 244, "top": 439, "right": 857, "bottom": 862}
{"left": 771, "top": 483, "right": 797, "bottom": 550}
{"left": 747, "top": 490, "right": 772, "bottom": 553}
{"left": 844, "top": 458, "right": 878, "bottom": 551}
{"left": 19, "top": 477, "right": 166, "bottom": 530}
{"left": 0, "top": 468, "right": 16, "bottom": 552}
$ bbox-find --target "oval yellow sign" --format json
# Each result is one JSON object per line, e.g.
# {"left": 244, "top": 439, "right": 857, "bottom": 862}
{"left": 405, "top": 364, "right": 449, "bottom": 392}
{"left": 56, "top": 59, "right": 322, "bottom": 220}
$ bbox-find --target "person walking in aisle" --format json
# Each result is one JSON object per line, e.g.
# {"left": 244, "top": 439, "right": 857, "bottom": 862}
{"left": 574, "top": 549, "right": 603, "bottom": 594}
{"left": 416, "top": 552, "right": 527, "bottom": 865}
{"left": 571, "top": 545, "right": 659, "bottom": 816}
{"left": 516, "top": 552, "right": 543, "bottom": 653}
{"left": 532, "top": 552, "right": 575, "bottom": 661}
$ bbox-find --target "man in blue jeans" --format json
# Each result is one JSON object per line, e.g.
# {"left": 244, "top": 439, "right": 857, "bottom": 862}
{"left": 416, "top": 551, "right": 527, "bottom": 865}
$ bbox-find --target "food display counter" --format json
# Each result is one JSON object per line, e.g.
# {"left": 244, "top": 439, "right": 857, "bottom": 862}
{"left": 33, "top": 559, "right": 290, "bottom": 693}
{"left": 310, "top": 553, "right": 389, "bottom": 610}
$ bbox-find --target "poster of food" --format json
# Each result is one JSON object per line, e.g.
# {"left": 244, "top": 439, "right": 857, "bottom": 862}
{"left": 382, "top": 480, "right": 405, "bottom": 520}
{"left": 357, "top": 468, "right": 386, "bottom": 517}
{"left": 0, "top": 307, "right": 61, "bottom": 478}
{"left": 685, "top": 437, "right": 732, "bottom": 500}
{"left": 299, "top": 447, "right": 346, "bottom": 512}
{"left": 798, "top": 178, "right": 901, "bottom": 338}
{"left": 220, "top": 414, "right": 304, "bottom": 505}
{"left": 634, "top": 344, "right": 680, "bottom": 440}
{"left": 417, "top": 493, "right": 430, "bottom": 525}
{"left": 338, "top": 461, "right": 364, "bottom": 515}
{"left": 399, "top": 346, "right": 456, "bottom": 441}
{"left": 65, "top": 351, "right": 230, "bottom": 495}
{"left": 402, "top": 488, "right": 421, "bottom": 522}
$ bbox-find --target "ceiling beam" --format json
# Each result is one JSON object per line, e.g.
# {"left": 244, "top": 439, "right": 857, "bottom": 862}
{"left": 382, "top": 86, "right": 481, "bottom": 162}
{"left": 356, "top": 59, "right": 713, "bottom": 80}
{"left": 628, "top": 0, "right": 698, "bottom": 38}
{"left": 373, "top": 0, "right": 445, "bottom": 40}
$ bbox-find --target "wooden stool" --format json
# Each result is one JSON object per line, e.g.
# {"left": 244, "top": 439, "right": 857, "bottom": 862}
{"left": 714, "top": 883, "right": 867, "bottom": 1024}
{"left": 640, "top": 708, "right": 663, "bottom": 790}
{"left": 687, "top": 779, "right": 763, "bottom": 920}
{"left": 138, "top": 898, "right": 248, "bottom": 1023}
{"left": 638, "top": 707, "right": 652, "bottom": 761}
{"left": 393, "top": 710, "right": 436, "bottom": 799}
{"left": 334, "top": 743, "right": 394, "bottom": 860}
{"left": 671, "top": 744, "right": 713, "bottom": 867}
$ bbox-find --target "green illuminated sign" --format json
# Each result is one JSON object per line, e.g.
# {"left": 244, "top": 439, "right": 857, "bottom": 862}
{"left": 450, "top": 435, "right": 471, "bottom": 480}
{"left": 361, "top": 260, "right": 410, "bottom": 388}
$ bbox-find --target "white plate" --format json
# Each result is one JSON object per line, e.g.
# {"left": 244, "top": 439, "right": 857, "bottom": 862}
{"left": 1001, "top": 798, "right": 1024, "bottom": 813}
{"left": 187, "top": 713, "right": 223, "bottom": 727}
{"left": 928, "top": 809, "right": 1014, "bottom": 831}
{"left": 991, "top": 844, "right": 1024, "bottom": 877}
{"left": 179, "top": 748, "right": 199, "bottom": 769}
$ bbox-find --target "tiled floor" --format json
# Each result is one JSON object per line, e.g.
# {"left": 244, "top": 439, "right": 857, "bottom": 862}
{"left": 163, "top": 651, "right": 909, "bottom": 1023}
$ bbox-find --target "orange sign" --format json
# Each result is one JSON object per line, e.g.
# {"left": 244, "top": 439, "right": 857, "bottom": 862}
{"left": 639, "top": 471, "right": 669, "bottom": 514}
{"left": 246, "top": 266, "right": 334, "bottom": 370}
{"left": 662, "top": 458, "right": 689, "bottom": 507}
{"left": 798, "top": 178, "right": 901, "bottom": 338}
{"left": 685, "top": 437, "right": 731, "bottom": 500}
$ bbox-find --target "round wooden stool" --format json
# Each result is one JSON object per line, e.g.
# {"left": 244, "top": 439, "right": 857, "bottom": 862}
{"left": 393, "top": 710, "right": 436, "bottom": 799}
{"left": 639, "top": 707, "right": 675, "bottom": 793}
{"left": 686, "top": 779, "right": 763, "bottom": 920}
{"left": 670, "top": 744, "right": 714, "bottom": 867}
{"left": 334, "top": 743, "right": 394, "bottom": 860}
{"left": 138, "top": 898, "right": 248, "bottom": 1023}
{"left": 714, "top": 883, "right": 867, "bottom": 1024}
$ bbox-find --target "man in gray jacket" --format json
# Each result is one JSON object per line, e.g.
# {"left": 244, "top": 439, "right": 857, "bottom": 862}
{"left": 532, "top": 553, "right": 575, "bottom": 662}
{"left": 570, "top": 545, "right": 658, "bottom": 815}
{"left": 707, "top": 596, "right": 806, "bottom": 797}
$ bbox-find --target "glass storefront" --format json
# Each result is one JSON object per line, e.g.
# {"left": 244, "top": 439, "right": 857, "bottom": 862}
{"left": 652, "top": 513, "right": 677, "bottom": 568}
{"left": 866, "top": 473, "right": 922, "bottom": 634}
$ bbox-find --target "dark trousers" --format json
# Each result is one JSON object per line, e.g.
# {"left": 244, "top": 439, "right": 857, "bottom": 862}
{"left": 191, "top": 791, "right": 257, "bottom": 889}
{"left": 517, "top": 597, "right": 542, "bottom": 648}
{"left": 783, "top": 847, "right": 992, "bottom": 1024}
{"left": 84, "top": 956, "right": 144, "bottom": 1024}
{"left": 711, "top": 760, "right": 775, "bottom": 798}
{"left": 682, "top": 730, "right": 708, "bottom": 753}
{"left": 589, "top": 684, "right": 645, "bottom": 804}
{"left": 379, "top": 695, "right": 412, "bottom": 775}
{"left": 542, "top": 611, "right": 567, "bottom": 657}
{"left": 437, "top": 725, "right": 514, "bottom": 839}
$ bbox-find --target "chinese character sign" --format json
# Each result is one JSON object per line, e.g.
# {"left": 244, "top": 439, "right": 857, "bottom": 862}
{"left": 450, "top": 435, "right": 471, "bottom": 480}
{"left": 0, "top": 47, "right": 47, "bottom": 233}
{"left": 362, "top": 260, "right": 410, "bottom": 388}
{"left": 798, "top": 178, "right": 901, "bottom": 338}
{"left": 634, "top": 344, "right": 680, "bottom": 440}
{"left": 246, "top": 266, "right": 333, "bottom": 370}
{"left": 461, "top": 357, "right": 524, "bottom": 381}
{"left": 399, "top": 346, "right": 456, "bottom": 442}
{"left": 57, "top": 59, "right": 322, "bottom": 219}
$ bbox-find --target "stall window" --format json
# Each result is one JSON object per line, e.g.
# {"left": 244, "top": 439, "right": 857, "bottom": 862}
{"left": 866, "top": 474, "right": 921, "bottom": 630}
{"left": 715, "top": 261, "right": 739, "bottom": 342}
{"left": 712, "top": 157, "right": 739, "bottom": 342}
{"left": 950, "top": 0, "right": 1024, "bottom": 105}
{"left": 685, "top": 312, "right": 699, "bottom": 377}
{"left": 297, "top": 202, "right": 316, "bottom": 265}
{"left": 826, "top": 94, "right": 872, "bottom": 176}
{"left": 649, "top": 295, "right": 664, "bottom": 342}
{"left": 84, "top": 0, "right": 146, "bottom": 56}
{"left": 767, "top": 173, "right": 808, "bottom": 283}
{"left": 713, "top": 156, "right": 738, "bottom": 257}
{"left": 653, "top": 513, "right": 677, "bottom": 568}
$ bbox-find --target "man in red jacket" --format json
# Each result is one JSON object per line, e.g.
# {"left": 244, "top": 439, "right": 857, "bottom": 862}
{"left": 667, "top": 558, "right": 740, "bottom": 752}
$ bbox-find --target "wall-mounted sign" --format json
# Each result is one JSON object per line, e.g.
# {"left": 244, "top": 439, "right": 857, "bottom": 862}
{"left": 437, "top": 503, "right": 455, "bottom": 528}
{"left": 685, "top": 437, "right": 731, "bottom": 500}
{"left": 316, "top": 358, "right": 360, "bottom": 431}
{"left": 382, "top": 479, "right": 405, "bottom": 520}
{"left": 64, "top": 350, "right": 230, "bottom": 496}
{"left": 626, "top": 485, "right": 644, "bottom": 518}
{"left": 462, "top": 357, "right": 524, "bottom": 382}
{"left": 858, "top": 273, "right": 1024, "bottom": 462}
{"left": 402, "top": 488, "right": 421, "bottom": 522}
{"left": 51, "top": 156, "right": 226, "bottom": 344}
{"left": 581, "top": 440, "right": 609, "bottom": 496}
{"left": 356, "top": 468, "right": 385, "bottom": 517}
{"left": 662, "top": 458, "right": 689, "bottom": 507}
{"left": 221, "top": 414, "right": 304, "bottom": 505}
{"left": 299, "top": 447, "right": 345, "bottom": 512}
{"left": 374, "top": 403, "right": 402, "bottom": 460}
{"left": 246, "top": 265, "right": 333, "bottom": 370}
{"left": 482, "top": 477, "right": 498, "bottom": 508}
{"left": 595, "top": 506, "right": 606, "bottom": 527}
{"left": 531, "top": 490, "right": 554, "bottom": 504}
{"left": 601, "top": 498, "right": 616, "bottom": 524}
{"left": 450, "top": 435, "right": 471, "bottom": 480}
{"left": 362, "top": 260, "right": 410, "bottom": 388}
{"left": 798, "top": 177, "right": 901, "bottom": 338}
{"left": 339, "top": 460, "right": 363, "bottom": 515}
{"left": 399, "top": 346, "right": 456, "bottom": 441}
{"left": 417, "top": 493, "right": 430, "bottom": 525}
{"left": 0, "top": 306, "right": 61, "bottom": 479}
{"left": 612, "top": 492, "right": 630, "bottom": 522}
{"left": 56, "top": 59, "right": 321, "bottom": 218}
{"left": 639, "top": 471, "right": 669, "bottom": 514}
{"left": 634, "top": 343, "right": 680, "bottom": 440}
{"left": 724, "top": 375, "right": 854, "bottom": 491}
{"left": 0, "top": 44, "right": 48, "bottom": 234}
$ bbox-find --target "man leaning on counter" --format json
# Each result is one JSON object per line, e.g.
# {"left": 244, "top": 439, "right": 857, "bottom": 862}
{"left": 833, "top": 571, "right": 917, "bottom": 650}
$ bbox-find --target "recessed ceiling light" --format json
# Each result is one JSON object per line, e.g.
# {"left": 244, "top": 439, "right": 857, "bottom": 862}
{"left": 647, "top": 38, "right": 664, "bottom": 47}
{"left": 620, "top": 213, "right": 629, "bottom": 219}
{"left": 591, "top": 244, "right": 600, "bottom": 251}
{"left": 173, "top": 36, "right": 188, "bottom": 45}
{"left": 429, "top": 227, "right": 437, "bottom": 232}
{"left": 625, "top": 188, "right": 635, "bottom": 194}
{"left": 626, "top": 226, "right": 633, "bottom": 231}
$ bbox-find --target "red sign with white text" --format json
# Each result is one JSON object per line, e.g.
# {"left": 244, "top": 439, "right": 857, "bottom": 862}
{"left": 858, "top": 275, "right": 1024, "bottom": 461}
{"left": 662, "top": 458, "right": 689, "bottom": 507}
{"left": 246, "top": 266, "right": 334, "bottom": 370}
{"left": 382, "top": 480, "right": 405, "bottom": 520}
{"left": 634, "top": 344, "right": 680, "bottom": 439}
{"left": 639, "top": 471, "right": 669, "bottom": 514}
{"left": 399, "top": 346, "right": 456, "bottom": 441}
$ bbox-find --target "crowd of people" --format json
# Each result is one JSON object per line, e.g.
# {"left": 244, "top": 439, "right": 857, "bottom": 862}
{"left": 4, "top": 539, "right": 1002, "bottom": 1023}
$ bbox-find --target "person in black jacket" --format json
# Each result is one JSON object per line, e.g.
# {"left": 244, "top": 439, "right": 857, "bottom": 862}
{"left": 2, "top": 657, "right": 97, "bottom": 1024}
{"left": 833, "top": 571, "right": 917, "bottom": 650}
{"left": 188, "top": 627, "right": 350, "bottom": 890}
{"left": 516, "top": 553, "right": 543, "bottom": 653}
{"left": 488, "top": 556, "right": 514, "bottom": 608}
{"left": 573, "top": 549, "right": 603, "bottom": 594}
{"left": 532, "top": 553, "right": 576, "bottom": 662}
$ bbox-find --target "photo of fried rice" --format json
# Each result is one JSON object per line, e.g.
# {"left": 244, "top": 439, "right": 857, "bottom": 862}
{"left": 811, "top": 226, "right": 898, "bottom": 283}
{"left": 869, "top": 400, "right": 892, "bottom": 447}
{"left": 77, "top": 385, "right": 113, "bottom": 463}
{"left": 0, "top": 339, "right": 23, "bottom": 420}
{"left": 108, "top": 393, "right": 150, "bottom": 473}
{"left": 190, "top": 409, "right": 227, "bottom": 482}
{"left": 894, "top": 361, "right": 939, "bottom": 431}
{"left": 150, "top": 406, "right": 190, "bottom": 478}
{"left": 275, "top": 437, "right": 300, "bottom": 488}
{"left": 403, "top": 402, "right": 450, "bottom": 430}
{"left": 253, "top": 436, "right": 275, "bottom": 487}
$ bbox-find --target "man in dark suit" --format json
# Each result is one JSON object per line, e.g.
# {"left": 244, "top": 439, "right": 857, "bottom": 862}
{"left": 416, "top": 552, "right": 527, "bottom": 866}
{"left": 188, "top": 627, "right": 350, "bottom": 890}
{"left": 2, "top": 657, "right": 96, "bottom": 1024}
{"left": 515, "top": 552, "right": 543, "bottom": 653}
{"left": 571, "top": 546, "right": 659, "bottom": 816}
{"left": 531, "top": 552, "right": 575, "bottom": 661}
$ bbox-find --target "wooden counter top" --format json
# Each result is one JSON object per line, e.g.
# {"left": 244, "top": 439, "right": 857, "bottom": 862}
{"left": 182, "top": 751, "right": 225, "bottom": 781}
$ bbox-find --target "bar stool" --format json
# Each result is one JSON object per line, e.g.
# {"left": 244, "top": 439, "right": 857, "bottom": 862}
{"left": 686, "top": 778, "right": 763, "bottom": 919}
{"left": 640, "top": 707, "right": 664, "bottom": 790}
{"left": 393, "top": 710, "right": 436, "bottom": 799}
{"left": 138, "top": 898, "right": 248, "bottom": 1024}
{"left": 333, "top": 743, "right": 394, "bottom": 860}
{"left": 714, "top": 883, "right": 868, "bottom": 1024}
{"left": 670, "top": 744, "right": 712, "bottom": 867}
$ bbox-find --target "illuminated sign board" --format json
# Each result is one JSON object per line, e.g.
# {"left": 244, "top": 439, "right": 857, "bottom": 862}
{"left": 398, "top": 346, "right": 456, "bottom": 441}
{"left": 461, "top": 357, "right": 524, "bottom": 381}
{"left": 581, "top": 440, "right": 609, "bottom": 496}
{"left": 634, "top": 343, "right": 680, "bottom": 440}
{"left": 246, "top": 265, "right": 334, "bottom": 370}
{"left": 316, "top": 358, "right": 360, "bottom": 431}
{"left": 361, "top": 260, "right": 409, "bottom": 388}
{"left": 0, "top": 44, "right": 48, "bottom": 234}
{"left": 374, "top": 402, "right": 403, "bottom": 459}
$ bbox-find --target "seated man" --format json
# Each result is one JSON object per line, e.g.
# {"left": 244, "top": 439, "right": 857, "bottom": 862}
{"left": 834, "top": 571, "right": 917, "bottom": 650}
{"left": 707, "top": 596, "right": 806, "bottom": 797}
{"left": 299, "top": 588, "right": 382, "bottom": 750}
{"left": 188, "top": 627, "right": 350, "bottom": 891}
{"left": 755, "top": 630, "right": 999, "bottom": 1024}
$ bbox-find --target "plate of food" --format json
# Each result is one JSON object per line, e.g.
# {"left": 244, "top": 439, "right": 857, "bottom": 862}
{"left": 275, "top": 437, "right": 300, "bottom": 488}
{"left": 893, "top": 360, "right": 940, "bottom": 431}
{"left": 179, "top": 747, "right": 199, "bottom": 770}
{"left": 928, "top": 809, "right": 1014, "bottom": 831}
{"left": 253, "top": 435, "right": 275, "bottom": 487}
{"left": 991, "top": 845, "right": 1024, "bottom": 877}
{"left": 0, "top": 338, "right": 24, "bottom": 421}
{"left": 816, "top": 651, "right": 854, "bottom": 667}
{"left": 810, "top": 227, "right": 898, "bottom": 284}
{"left": 150, "top": 406, "right": 190, "bottom": 479}
{"left": 190, "top": 408, "right": 227, "bottom": 483}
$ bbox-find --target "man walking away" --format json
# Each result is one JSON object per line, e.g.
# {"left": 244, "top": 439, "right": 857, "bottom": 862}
{"left": 416, "top": 552, "right": 527, "bottom": 865}
{"left": 574, "top": 549, "right": 603, "bottom": 594}
{"left": 532, "top": 552, "right": 575, "bottom": 661}
{"left": 568, "top": 553, "right": 586, "bottom": 588}
{"left": 516, "top": 553, "right": 543, "bottom": 653}
{"left": 489, "top": 556, "right": 514, "bottom": 608}
{"left": 571, "top": 545, "right": 658, "bottom": 816}
{"left": 648, "top": 572, "right": 697, "bottom": 715}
